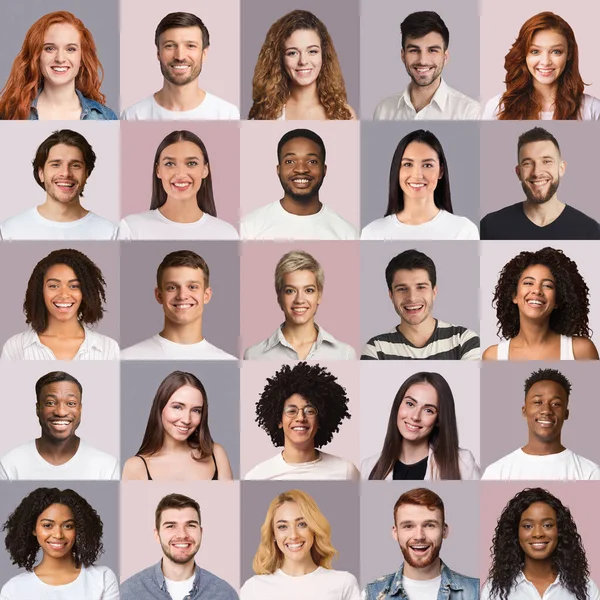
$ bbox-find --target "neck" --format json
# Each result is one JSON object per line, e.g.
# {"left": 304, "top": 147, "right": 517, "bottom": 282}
{"left": 280, "top": 196, "right": 322, "bottom": 216}
{"left": 409, "top": 78, "right": 442, "bottom": 111}
{"left": 399, "top": 438, "right": 430, "bottom": 464}
{"left": 403, "top": 557, "right": 442, "bottom": 581}
{"left": 513, "top": 320, "right": 555, "bottom": 345}
{"left": 161, "top": 557, "right": 195, "bottom": 581}
{"left": 397, "top": 199, "right": 439, "bottom": 224}
{"left": 160, "top": 321, "right": 204, "bottom": 344}
{"left": 159, "top": 199, "right": 203, "bottom": 223}
{"left": 523, "top": 557, "right": 556, "bottom": 581}
{"left": 36, "top": 435, "right": 80, "bottom": 464}
{"left": 42, "top": 318, "right": 84, "bottom": 337}
{"left": 533, "top": 80, "right": 558, "bottom": 106}
{"left": 39, "top": 83, "right": 79, "bottom": 107}
{"left": 523, "top": 197, "right": 564, "bottom": 226}
{"left": 156, "top": 81, "right": 204, "bottom": 111}
{"left": 36, "top": 551, "right": 78, "bottom": 573}
{"left": 160, "top": 433, "right": 193, "bottom": 454}
{"left": 288, "top": 82, "right": 319, "bottom": 104}
{"left": 522, "top": 436, "right": 565, "bottom": 456}
{"left": 398, "top": 316, "right": 437, "bottom": 344}
{"left": 280, "top": 557, "right": 318, "bottom": 577}
{"left": 281, "top": 321, "right": 318, "bottom": 344}
{"left": 282, "top": 444, "right": 319, "bottom": 464}
{"left": 37, "top": 199, "right": 87, "bottom": 222}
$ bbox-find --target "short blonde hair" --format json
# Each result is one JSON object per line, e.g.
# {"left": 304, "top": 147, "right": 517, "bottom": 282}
{"left": 274, "top": 251, "right": 324, "bottom": 296}
{"left": 252, "top": 490, "right": 338, "bottom": 574}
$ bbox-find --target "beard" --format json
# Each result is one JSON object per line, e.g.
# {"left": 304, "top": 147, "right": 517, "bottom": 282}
{"left": 279, "top": 176, "right": 325, "bottom": 202}
{"left": 405, "top": 63, "right": 444, "bottom": 88}
{"left": 521, "top": 177, "right": 560, "bottom": 205}
{"left": 159, "top": 539, "right": 200, "bottom": 565}
{"left": 400, "top": 539, "right": 442, "bottom": 569}
{"left": 160, "top": 60, "right": 202, "bottom": 86}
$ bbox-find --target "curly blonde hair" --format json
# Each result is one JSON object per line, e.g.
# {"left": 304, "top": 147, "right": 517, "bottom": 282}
{"left": 248, "top": 10, "right": 352, "bottom": 120}
{"left": 252, "top": 489, "right": 338, "bottom": 574}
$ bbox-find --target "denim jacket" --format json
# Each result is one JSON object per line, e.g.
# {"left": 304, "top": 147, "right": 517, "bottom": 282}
{"left": 364, "top": 561, "right": 480, "bottom": 600}
{"left": 29, "top": 88, "right": 118, "bottom": 120}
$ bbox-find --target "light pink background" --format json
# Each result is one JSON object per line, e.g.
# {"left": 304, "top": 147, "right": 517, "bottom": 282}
{"left": 0, "top": 361, "right": 119, "bottom": 459}
{"left": 119, "top": 121, "right": 240, "bottom": 227}
{"left": 480, "top": 1, "right": 600, "bottom": 105}
{"left": 359, "top": 362, "right": 480, "bottom": 466}
{"left": 120, "top": 481, "right": 240, "bottom": 588}
{"left": 480, "top": 241, "right": 600, "bottom": 351}
{"left": 240, "top": 361, "right": 360, "bottom": 478}
{"left": 479, "top": 482, "right": 600, "bottom": 582}
{"left": 119, "top": 0, "right": 240, "bottom": 112}
{"left": 240, "top": 241, "right": 360, "bottom": 354}
{"left": 240, "top": 121, "right": 360, "bottom": 228}
{"left": 0, "top": 121, "right": 120, "bottom": 223}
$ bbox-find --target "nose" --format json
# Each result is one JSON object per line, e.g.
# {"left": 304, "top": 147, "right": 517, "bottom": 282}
{"left": 293, "top": 161, "right": 309, "bottom": 173}
{"left": 297, "top": 51, "right": 308, "bottom": 65}
{"left": 540, "top": 51, "right": 552, "bottom": 65}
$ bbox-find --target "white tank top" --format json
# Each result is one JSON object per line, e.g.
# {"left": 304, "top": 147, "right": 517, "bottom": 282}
{"left": 496, "top": 335, "right": 575, "bottom": 360}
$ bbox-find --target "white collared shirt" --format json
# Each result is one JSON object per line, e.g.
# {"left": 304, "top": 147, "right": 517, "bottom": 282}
{"left": 373, "top": 79, "right": 481, "bottom": 120}
{"left": 243, "top": 323, "right": 356, "bottom": 360}
{"left": 481, "top": 573, "right": 600, "bottom": 600}
{"left": 0, "top": 327, "right": 119, "bottom": 360}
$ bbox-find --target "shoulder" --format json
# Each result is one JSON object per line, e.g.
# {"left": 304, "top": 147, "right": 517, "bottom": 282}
{"left": 457, "top": 448, "right": 481, "bottom": 480}
{"left": 84, "top": 564, "right": 118, "bottom": 582}
{"left": 582, "top": 94, "right": 600, "bottom": 119}
{"left": 562, "top": 205, "right": 600, "bottom": 232}
{"left": 197, "top": 566, "right": 238, "bottom": 596}
{"left": 202, "top": 214, "right": 240, "bottom": 239}
{"left": 122, "top": 455, "right": 147, "bottom": 480}
{"left": 121, "top": 96, "right": 154, "bottom": 120}
{"left": 482, "top": 345, "right": 498, "bottom": 361}
{"left": 481, "top": 203, "right": 523, "bottom": 234}
{"left": 203, "top": 92, "right": 241, "bottom": 119}
{"left": 79, "top": 94, "right": 118, "bottom": 120}
{"left": 121, "top": 336, "right": 160, "bottom": 360}
{"left": 586, "top": 578, "right": 600, "bottom": 599}
{"left": 360, "top": 216, "right": 392, "bottom": 240}
{"left": 120, "top": 563, "right": 158, "bottom": 593}
{"left": 572, "top": 336, "right": 599, "bottom": 360}
{"left": 482, "top": 94, "right": 502, "bottom": 120}
{"left": 320, "top": 205, "right": 359, "bottom": 238}
{"left": 481, "top": 449, "right": 519, "bottom": 480}
{"left": 439, "top": 211, "right": 480, "bottom": 239}
{"left": 0, "top": 571, "right": 37, "bottom": 594}
{"left": 201, "top": 340, "right": 238, "bottom": 360}
{"left": 568, "top": 450, "right": 600, "bottom": 478}
{"left": 212, "top": 443, "right": 229, "bottom": 462}
{"left": 243, "top": 336, "right": 273, "bottom": 360}
{"left": 87, "top": 330, "right": 120, "bottom": 359}
{"left": 443, "top": 84, "right": 482, "bottom": 117}
{"left": 373, "top": 93, "right": 403, "bottom": 119}
{"left": 359, "top": 454, "right": 380, "bottom": 480}
{"left": 1, "top": 331, "right": 33, "bottom": 359}
{"left": 244, "top": 454, "right": 280, "bottom": 480}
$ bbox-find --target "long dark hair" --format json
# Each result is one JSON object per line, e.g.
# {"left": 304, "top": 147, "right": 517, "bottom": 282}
{"left": 369, "top": 372, "right": 461, "bottom": 480}
{"left": 150, "top": 130, "right": 217, "bottom": 216}
{"left": 385, "top": 130, "right": 453, "bottom": 216}
{"left": 136, "top": 371, "right": 214, "bottom": 461}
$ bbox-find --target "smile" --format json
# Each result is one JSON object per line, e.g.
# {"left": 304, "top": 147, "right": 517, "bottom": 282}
{"left": 403, "top": 304, "right": 424, "bottom": 312}
{"left": 172, "top": 303, "right": 195, "bottom": 309}
{"left": 175, "top": 425, "right": 191, "bottom": 433}
{"left": 172, "top": 182, "right": 191, "bottom": 189}
{"left": 536, "top": 419, "right": 555, "bottom": 427}
{"left": 526, "top": 299, "right": 545, "bottom": 307}
{"left": 409, "top": 544, "right": 430, "bottom": 554}
{"left": 291, "top": 307, "right": 308, "bottom": 314}
{"left": 291, "top": 426, "right": 309, "bottom": 431}
{"left": 536, "top": 68, "right": 554, "bottom": 75}
{"left": 407, "top": 183, "right": 426, "bottom": 190}
{"left": 51, "top": 66, "right": 69, "bottom": 73}
{"left": 286, "top": 541, "right": 305, "bottom": 551}
{"left": 171, "top": 542, "right": 192, "bottom": 548}
{"left": 529, "top": 179, "right": 551, "bottom": 187}
{"left": 55, "top": 181, "right": 76, "bottom": 188}
{"left": 529, "top": 542, "right": 549, "bottom": 549}
{"left": 171, "top": 65, "right": 191, "bottom": 70}
{"left": 47, "top": 541, "right": 68, "bottom": 549}
{"left": 404, "top": 422, "right": 422, "bottom": 432}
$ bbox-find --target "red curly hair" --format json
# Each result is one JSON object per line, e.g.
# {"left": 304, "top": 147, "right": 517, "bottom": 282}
{"left": 248, "top": 10, "right": 352, "bottom": 121}
{"left": 498, "top": 12, "right": 585, "bottom": 120}
{"left": 0, "top": 11, "right": 105, "bottom": 120}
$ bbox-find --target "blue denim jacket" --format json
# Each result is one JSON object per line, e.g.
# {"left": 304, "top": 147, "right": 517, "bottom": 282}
{"left": 365, "top": 561, "right": 480, "bottom": 600}
{"left": 29, "top": 88, "right": 118, "bottom": 120}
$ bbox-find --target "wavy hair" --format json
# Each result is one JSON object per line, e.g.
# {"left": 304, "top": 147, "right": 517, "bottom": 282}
{"left": 492, "top": 247, "right": 591, "bottom": 339}
{"left": 385, "top": 130, "right": 453, "bottom": 216}
{"left": 369, "top": 372, "right": 461, "bottom": 480}
{"left": 136, "top": 371, "right": 214, "bottom": 461}
{"left": 498, "top": 12, "right": 585, "bottom": 120}
{"left": 0, "top": 11, "right": 105, "bottom": 120}
{"left": 249, "top": 10, "right": 352, "bottom": 120}
{"left": 150, "top": 130, "right": 217, "bottom": 217}
{"left": 252, "top": 489, "right": 338, "bottom": 574}
{"left": 487, "top": 488, "right": 589, "bottom": 600}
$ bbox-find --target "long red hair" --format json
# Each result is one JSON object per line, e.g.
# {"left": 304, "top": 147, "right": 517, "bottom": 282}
{"left": 498, "top": 12, "right": 585, "bottom": 120}
{"left": 0, "top": 11, "right": 105, "bottom": 120}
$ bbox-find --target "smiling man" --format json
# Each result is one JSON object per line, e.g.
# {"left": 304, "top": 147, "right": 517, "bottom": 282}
{"left": 121, "top": 250, "right": 236, "bottom": 360}
{"left": 241, "top": 129, "right": 358, "bottom": 240}
{"left": 121, "top": 494, "right": 238, "bottom": 600}
{"left": 481, "top": 127, "right": 600, "bottom": 239}
{"left": 121, "top": 12, "right": 239, "bottom": 120}
{"left": 361, "top": 250, "right": 480, "bottom": 360}
{"left": 373, "top": 12, "right": 481, "bottom": 120}
{"left": 482, "top": 368, "right": 600, "bottom": 480}
{"left": 0, "top": 371, "right": 118, "bottom": 480}
{"left": 0, "top": 129, "right": 117, "bottom": 240}
{"left": 362, "top": 488, "right": 479, "bottom": 600}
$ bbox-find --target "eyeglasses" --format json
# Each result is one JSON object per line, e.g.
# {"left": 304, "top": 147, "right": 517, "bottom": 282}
{"left": 283, "top": 405, "right": 318, "bottom": 418}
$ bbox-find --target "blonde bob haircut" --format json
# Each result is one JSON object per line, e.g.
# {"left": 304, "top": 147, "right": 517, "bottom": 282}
{"left": 252, "top": 489, "right": 338, "bottom": 574}
{"left": 274, "top": 250, "right": 324, "bottom": 297}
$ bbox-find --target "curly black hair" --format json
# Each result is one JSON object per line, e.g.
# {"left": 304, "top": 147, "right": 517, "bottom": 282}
{"left": 255, "top": 362, "right": 351, "bottom": 448}
{"left": 24, "top": 249, "right": 107, "bottom": 333}
{"left": 492, "top": 247, "right": 591, "bottom": 339}
{"left": 487, "top": 488, "right": 589, "bottom": 600}
{"left": 524, "top": 368, "right": 571, "bottom": 398}
{"left": 3, "top": 487, "right": 104, "bottom": 571}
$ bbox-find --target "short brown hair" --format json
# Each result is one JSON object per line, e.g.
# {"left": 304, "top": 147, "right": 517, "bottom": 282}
{"left": 155, "top": 493, "right": 201, "bottom": 530}
{"left": 156, "top": 250, "right": 210, "bottom": 289}
{"left": 393, "top": 488, "right": 445, "bottom": 525}
{"left": 274, "top": 250, "right": 324, "bottom": 296}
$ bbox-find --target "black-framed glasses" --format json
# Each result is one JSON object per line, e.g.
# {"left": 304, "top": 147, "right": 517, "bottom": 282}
{"left": 283, "top": 405, "right": 318, "bottom": 418}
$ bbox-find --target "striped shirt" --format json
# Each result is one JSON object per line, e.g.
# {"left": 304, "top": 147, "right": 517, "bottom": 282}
{"left": 1, "top": 327, "right": 119, "bottom": 360}
{"left": 361, "top": 319, "right": 480, "bottom": 360}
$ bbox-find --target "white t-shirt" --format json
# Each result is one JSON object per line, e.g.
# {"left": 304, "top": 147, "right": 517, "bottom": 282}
{"left": 245, "top": 451, "right": 360, "bottom": 481}
{"left": 482, "top": 93, "right": 600, "bottom": 120}
{"left": 241, "top": 201, "right": 358, "bottom": 240}
{"left": 121, "top": 93, "right": 240, "bottom": 120}
{"left": 0, "top": 565, "right": 119, "bottom": 600}
{"left": 0, "top": 208, "right": 117, "bottom": 240}
{"left": 481, "top": 573, "right": 600, "bottom": 600}
{"left": 402, "top": 574, "right": 442, "bottom": 600}
{"left": 240, "top": 567, "right": 360, "bottom": 600}
{"left": 0, "top": 439, "right": 119, "bottom": 481}
{"left": 360, "top": 211, "right": 479, "bottom": 240}
{"left": 165, "top": 575, "right": 195, "bottom": 600}
{"left": 481, "top": 448, "right": 600, "bottom": 480}
{"left": 118, "top": 210, "right": 239, "bottom": 240}
{"left": 121, "top": 333, "right": 237, "bottom": 360}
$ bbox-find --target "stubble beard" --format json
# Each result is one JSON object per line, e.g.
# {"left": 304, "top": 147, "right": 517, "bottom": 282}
{"left": 521, "top": 178, "right": 560, "bottom": 205}
{"left": 160, "top": 61, "right": 202, "bottom": 87}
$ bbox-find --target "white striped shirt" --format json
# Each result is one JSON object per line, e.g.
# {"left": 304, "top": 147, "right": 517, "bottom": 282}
{"left": 0, "top": 327, "right": 119, "bottom": 360}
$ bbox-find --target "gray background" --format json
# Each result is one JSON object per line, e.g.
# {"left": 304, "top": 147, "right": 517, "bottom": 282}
{"left": 0, "top": 0, "right": 119, "bottom": 114}
{"left": 360, "top": 241, "right": 480, "bottom": 348}
{"left": 240, "top": 0, "right": 360, "bottom": 118}
{"left": 360, "top": 481, "right": 480, "bottom": 587}
{"left": 0, "top": 481, "right": 119, "bottom": 582}
{"left": 480, "top": 121, "right": 600, "bottom": 221}
{"left": 119, "top": 241, "right": 240, "bottom": 357}
{"left": 120, "top": 361, "right": 240, "bottom": 478}
{"left": 0, "top": 241, "right": 120, "bottom": 344}
{"left": 480, "top": 362, "right": 600, "bottom": 469}
{"left": 360, "top": 121, "right": 480, "bottom": 229}
{"left": 360, "top": 0, "right": 481, "bottom": 119}
{"left": 241, "top": 481, "right": 360, "bottom": 583}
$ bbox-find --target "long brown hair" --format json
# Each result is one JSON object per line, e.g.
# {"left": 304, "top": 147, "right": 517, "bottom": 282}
{"left": 136, "top": 371, "right": 214, "bottom": 461}
{"left": 0, "top": 11, "right": 105, "bottom": 120}
{"left": 498, "top": 12, "right": 585, "bottom": 120}
{"left": 369, "top": 372, "right": 461, "bottom": 480}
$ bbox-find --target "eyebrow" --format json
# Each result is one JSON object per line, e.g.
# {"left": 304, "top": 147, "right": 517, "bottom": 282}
{"left": 162, "top": 39, "right": 200, "bottom": 45}
{"left": 163, "top": 279, "right": 203, "bottom": 285}
{"left": 529, "top": 44, "right": 565, "bottom": 49}
{"left": 520, "top": 155, "right": 555, "bottom": 162}
{"left": 521, "top": 276, "right": 555, "bottom": 283}
{"left": 162, "top": 520, "right": 200, "bottom": 526}
{"left": 406, "top": 43, "right": 442, "bottom": 51}
{"left": 282, "top": 151, "right": 320, "bottom": 159}
{"left": 401, "top": 157, "right": 438, "bottom": 163}
{"left": 45, "top": 278, "right": 80, "bottom": 283}
{"left": 521, "top": 517, "right": 555, "bottom": 522}
{"left": 394, "top": 281, "right": 430, "bottom": 287}
{"left": 276, "top": 517, "right": 305, "bottom": 524}
{"left": 40, "top": 518, "right": 75, "bottom": 524}
{"left": 285, "top": 44, "right": 321, "bottom": 50}
{"left": 398, "top": 519, "right": 440, "bottom": 526}
{"left": 403, "top": 395, "right": 437, "bottom": 409}
{"left": 161, "top": 155, "right": 201, "bottom": 161}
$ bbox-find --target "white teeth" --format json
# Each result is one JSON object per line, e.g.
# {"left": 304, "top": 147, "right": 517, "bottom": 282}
{"left": 174, "top": 304, "right": 193, "bottom": 308}
{"left": 52, "top": 67, "right": 68, "bottom": 72}
{"left": 172, "top": 543, "right": 190, "bottom": 548}
{"left": 286, "top": 542, "right": 304, "bottom": 549}
{"left": 404, "top": 423, "right": 421, "bottom": 432}
{"left": 404, "top": 305, "right": 423, "bottom": 311}
{"left": 408, "top": 183, "right": 426, "bottom": 188}
{"left": 173, "top": 182, "right": 190, "bottom": 187}
{"left": 527, "top": 300, "right": 543, "bottom": 306}
{"left": 52, "top": 420, "right": 70, "bottom": 425}
{"left": 172, "top": 65, "right": 190, "bottom": 70}
{"left": 292, "top": 426, "right": 309, "bottom": 431}
{"left": 531, "top": 180, "right": 550, "bottom": 186}
{"left": 293, "top": 178, "right": 309, "bottom": 183}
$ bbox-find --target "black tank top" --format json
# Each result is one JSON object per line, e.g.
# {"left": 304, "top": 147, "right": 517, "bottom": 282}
{"left": 136, "top": 453, "right": 218, "bottom": 480}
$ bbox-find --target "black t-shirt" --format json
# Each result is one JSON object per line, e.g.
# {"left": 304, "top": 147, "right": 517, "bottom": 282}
{"left": 393, "top": 456, "right": 429, "bottom": 480}
{"left": 480, "top": 202, "right": 600, "bottom": 240}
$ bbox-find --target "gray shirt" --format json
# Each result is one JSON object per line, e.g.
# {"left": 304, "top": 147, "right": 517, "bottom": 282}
{"left": 120, "top": 561, "right": 238, "bottom": 600}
